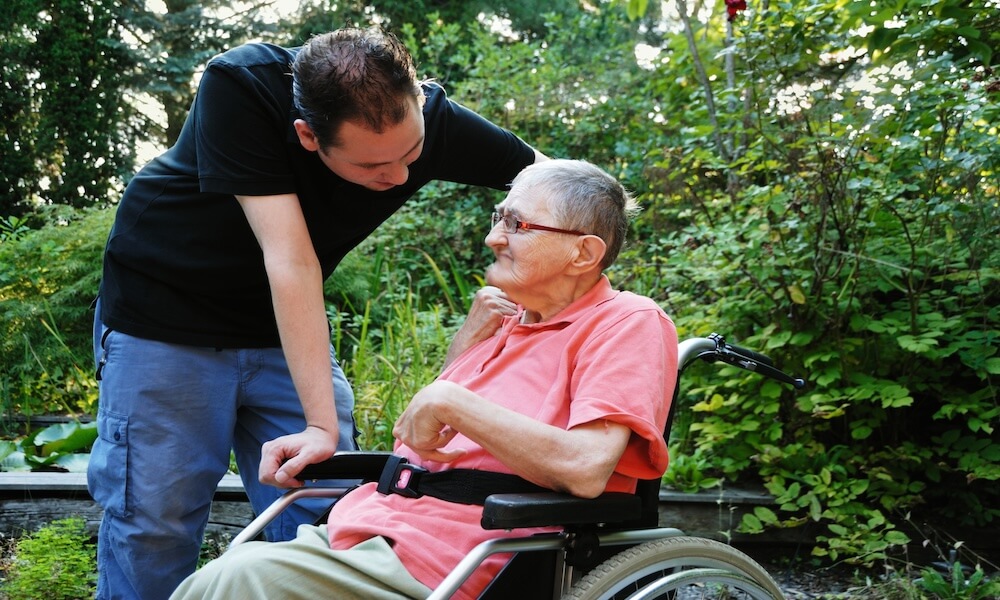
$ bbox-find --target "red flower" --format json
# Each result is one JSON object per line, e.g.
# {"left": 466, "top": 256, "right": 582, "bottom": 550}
{"left": 725, "top": 0, "right": 747, "bottom": 21}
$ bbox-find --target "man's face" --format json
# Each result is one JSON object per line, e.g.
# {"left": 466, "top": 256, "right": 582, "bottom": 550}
{"left": 294, "top": 98, "right": 425, "bottom": 192}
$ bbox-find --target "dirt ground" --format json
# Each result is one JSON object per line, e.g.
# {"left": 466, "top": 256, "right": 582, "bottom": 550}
{"left": 764, "top": 556, "right": 999, "bottom": 599}
{"left": 768, "top": 561, "right": 876, "bottom": 598}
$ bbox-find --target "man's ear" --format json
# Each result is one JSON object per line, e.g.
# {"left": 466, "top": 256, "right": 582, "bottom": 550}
{"left": 572, "top": 235, "right": 607, "bottom": 271}
{"left": 294, "top": 119, "right": 320, "bottom": 152}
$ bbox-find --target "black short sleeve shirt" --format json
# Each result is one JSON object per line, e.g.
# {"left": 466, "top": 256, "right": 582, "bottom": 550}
{"left": 99, "top": 42, "right": 536, "bottom": 347}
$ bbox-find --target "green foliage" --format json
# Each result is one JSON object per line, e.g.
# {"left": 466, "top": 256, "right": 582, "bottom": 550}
{"left": 855, "top": 0, "right": 997, "bottom": 67}
{"left": 0, "top": 216, "right": 30, "bottom": 244}
{"left": 661, "top": 446, "right": 722, "bottom": 493}
{"left": 916, "top": 562, "right": 1000, "bottom": 600}
{"left": 445, "top": 8, "right": 648, "bottom": 166}
{"left": 283, "top": 0, "right": 581, "bottom": 58}
{"left": 1, "top": 0, "right": 139, "bottom": 216}
{"left": 338, "top": 298, "right": 454, "bottom": 451}
{"left": 280, "top": 167, "right": 494, "bottom": 450}
{"left": 197, "top": 532, "right": 230, "bottom": 569}
{"left": 0, "top": 421, "right": 96, "bottom": 473}
{"left": 0, "top": 518, "right": 96, "bottom": 600}
{"left": 359, "top": 180, "right": 503, "bottom": 312}
{"left": 620, "top": 0, "right": 999, "bottom": 566}
{"left": 0, "top": 206, "right": 110, "bottom": 420}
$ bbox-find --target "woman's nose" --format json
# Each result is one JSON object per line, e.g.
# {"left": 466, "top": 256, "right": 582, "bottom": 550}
{"left": 485, "top": 225, "right": 506, "bottom": 248}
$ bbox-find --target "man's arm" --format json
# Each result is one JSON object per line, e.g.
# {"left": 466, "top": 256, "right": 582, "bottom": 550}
{"left": 236, "top": 193, "right": 340, "bottom": 487}
{"left": 393, "top": 380, "right": 631, "bottom": 498}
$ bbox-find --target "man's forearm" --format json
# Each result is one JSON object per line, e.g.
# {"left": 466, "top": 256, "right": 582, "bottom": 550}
{"left": 268, "top": 264, "right": 340, "bottom": 437}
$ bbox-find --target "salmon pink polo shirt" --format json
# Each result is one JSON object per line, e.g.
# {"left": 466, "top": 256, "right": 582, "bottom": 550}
{"left": 326, "top": 276, "right": 678, "bottom": 599}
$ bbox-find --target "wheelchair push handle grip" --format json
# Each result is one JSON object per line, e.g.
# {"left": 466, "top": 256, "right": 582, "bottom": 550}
{"left": 724, "top": 342, "right": 774, "bottom": 367}
{"left": 702, "top": 333, "right": 806, "bottom": 390}
{"left": 295, "top": 451, "right": 393, "bottom": 481}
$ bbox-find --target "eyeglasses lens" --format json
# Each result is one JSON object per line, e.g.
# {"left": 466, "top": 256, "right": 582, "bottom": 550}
{"left": 492, "top": 212, "right": 517, "bottom": 234}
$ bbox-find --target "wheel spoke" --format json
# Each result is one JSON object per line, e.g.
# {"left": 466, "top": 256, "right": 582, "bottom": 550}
{"left": 625, "top": 568, "right": 775, "bottom": 599}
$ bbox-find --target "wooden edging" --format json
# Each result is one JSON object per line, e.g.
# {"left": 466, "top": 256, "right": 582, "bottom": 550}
{"left": 0, "top": 472, "right": 250, "bottom": 540}
{"left": 0, "top": 471, "right": 243, "bottom": 495}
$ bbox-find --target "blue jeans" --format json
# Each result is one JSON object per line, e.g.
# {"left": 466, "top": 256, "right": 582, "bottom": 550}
{"left": 88, "top": 306, "right": 358, "bottom": 600}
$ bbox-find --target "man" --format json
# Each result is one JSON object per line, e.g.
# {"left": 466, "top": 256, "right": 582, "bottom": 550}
{"left": 89, "top": 27, "right": 544, "bottom": 600}
{"left": 170, "top": 159, "right": 679, "bottom": 600}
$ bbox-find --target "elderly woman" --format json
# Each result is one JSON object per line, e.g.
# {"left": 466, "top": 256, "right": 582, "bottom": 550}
{"left": 171, "top": 159, "right": 678, "bottom": 600}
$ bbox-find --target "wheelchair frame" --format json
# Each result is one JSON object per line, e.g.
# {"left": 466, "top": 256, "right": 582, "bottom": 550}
{"left": 231, "top": 334, "right": 804, "bottom": 599}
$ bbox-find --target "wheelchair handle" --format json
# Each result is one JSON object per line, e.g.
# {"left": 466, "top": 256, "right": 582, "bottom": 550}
{"left": 679, "top": 333, "right": 805, "bottom": 389}
{"left": 724, "top": 341, "right": 773, "bottom": 367}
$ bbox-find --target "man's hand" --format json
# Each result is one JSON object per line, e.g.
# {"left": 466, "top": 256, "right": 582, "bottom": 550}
{"left": 393, "top": 380, "right": 467, "bottom": 463}
{"left": 444, "top": 286, "right": 517, "bottom": 366}
{"left": 259, "top": 426, "right": 338, "bottom": 488}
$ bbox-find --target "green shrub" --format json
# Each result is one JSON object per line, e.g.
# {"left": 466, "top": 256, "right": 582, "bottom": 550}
{"left": 617, "top": 0, "right": 1000, "bottom": 565}
{"left": 0, "top": 206, "right": 109, "bottom": 421}
{"left": 916, "top": 562, "right": 1000, "bottom": 600}
{"left": 0, "top": 518, "right": 96, "bottom": 600}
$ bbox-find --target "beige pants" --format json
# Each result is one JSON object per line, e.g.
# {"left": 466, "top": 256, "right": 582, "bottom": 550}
{"left": 170, "top": 525, "right": 433, "bottom": 600}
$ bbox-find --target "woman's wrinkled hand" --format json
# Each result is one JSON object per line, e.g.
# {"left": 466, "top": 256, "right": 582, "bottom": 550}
{"left": 393, "top": 380, "right": 467, "bottom": 463}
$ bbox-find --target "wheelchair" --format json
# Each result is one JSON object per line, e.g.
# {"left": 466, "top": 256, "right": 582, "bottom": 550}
{"left": 230, "top": 334, "right": 805, "bottom": 599}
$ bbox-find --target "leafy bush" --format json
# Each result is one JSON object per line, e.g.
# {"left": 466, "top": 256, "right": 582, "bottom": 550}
{"left": 916, "top": 562, "right": 1000, "bottom": 600}
{"left": 0, "top": 206, "right": 109, "bottom": 422}
{"left": 0, "top": 518, "right": 96, "bottom": 600}
{"left": 618, "top": 0, "right": 999, "bottom": 565}
{"left": 916, "top": 561, "right": 1000, "bottom": 600}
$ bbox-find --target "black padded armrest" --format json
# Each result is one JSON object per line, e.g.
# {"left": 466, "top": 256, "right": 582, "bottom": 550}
{"left": 481, "top": 492, "right": 641, "bottom": 530}
{"left": 296, "top": 451, "right": 393, "bottom": 482}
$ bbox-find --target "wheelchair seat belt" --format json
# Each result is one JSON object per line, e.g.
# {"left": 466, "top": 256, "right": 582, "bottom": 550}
{"left": 376, "top": 455, "right": 548, "bottom": 505}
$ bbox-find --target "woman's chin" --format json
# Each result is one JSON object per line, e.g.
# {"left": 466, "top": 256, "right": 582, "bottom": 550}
{"left": 484, "top": 265, "right": 500, "bottom": 286}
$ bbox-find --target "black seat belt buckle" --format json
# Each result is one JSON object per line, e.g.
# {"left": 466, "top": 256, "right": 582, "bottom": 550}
{"left": 376, "top": 455, "right": 428, "bottom": 499}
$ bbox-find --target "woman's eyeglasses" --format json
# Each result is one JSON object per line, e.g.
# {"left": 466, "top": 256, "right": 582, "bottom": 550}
{"left": 491, "top": 211, "right": 586, "bottom": 236}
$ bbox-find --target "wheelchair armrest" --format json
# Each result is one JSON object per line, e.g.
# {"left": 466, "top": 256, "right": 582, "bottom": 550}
{"left": 480, "top": 492, "right": 641, "bottom": 530}
{"left": 296, "top": 451, "right": 393, "bottom": 482}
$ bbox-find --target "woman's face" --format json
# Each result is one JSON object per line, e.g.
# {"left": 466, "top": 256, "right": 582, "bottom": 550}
{"left": 484, "top": 187, "right": 579, "bottom": 306}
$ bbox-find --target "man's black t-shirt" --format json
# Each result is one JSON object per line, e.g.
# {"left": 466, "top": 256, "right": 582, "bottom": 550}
{"left": 99, "top": 42, "right": 535, "bottom": 348}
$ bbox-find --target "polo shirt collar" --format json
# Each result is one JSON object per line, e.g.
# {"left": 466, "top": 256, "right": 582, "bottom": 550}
{"left": 510, "top": 275, "right": 617, "bottom": 329}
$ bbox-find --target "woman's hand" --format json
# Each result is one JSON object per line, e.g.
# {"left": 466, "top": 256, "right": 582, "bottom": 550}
{"left": 393, "top": 380, "right": 468, "bottom": 463}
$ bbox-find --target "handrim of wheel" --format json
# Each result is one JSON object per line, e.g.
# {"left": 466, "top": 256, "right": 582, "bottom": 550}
{"left": 562, "top": 536, "right": 784, "bottom": 600}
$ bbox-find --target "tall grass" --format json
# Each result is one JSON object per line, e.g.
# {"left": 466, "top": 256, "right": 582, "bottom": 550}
{"left": 332, "top": 256, "right": 472, "bottom": 451}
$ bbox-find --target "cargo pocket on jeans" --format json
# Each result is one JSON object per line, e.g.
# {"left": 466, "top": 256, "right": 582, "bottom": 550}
{"left": 88, "top": 410, "right": 130, "bottom": 518}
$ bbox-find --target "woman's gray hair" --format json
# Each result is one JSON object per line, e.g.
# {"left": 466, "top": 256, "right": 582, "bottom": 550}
{"left": 511, "top": 159, "right": 639, "bottom": 268}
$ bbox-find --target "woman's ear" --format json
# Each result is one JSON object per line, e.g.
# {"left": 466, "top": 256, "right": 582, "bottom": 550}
{"left": 293, "top": 119, "right": 320, "bottom": 152}
{"left": 572, "top": 235, "right": 608, "bottom": 271}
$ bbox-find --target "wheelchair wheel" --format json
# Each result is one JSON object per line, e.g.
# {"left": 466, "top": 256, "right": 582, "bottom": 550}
{"left": 563, "top": 536, "right": 784, "bottom": 600}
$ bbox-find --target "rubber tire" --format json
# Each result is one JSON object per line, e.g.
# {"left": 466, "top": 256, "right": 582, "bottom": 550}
{"left": 562, "top": 536, "right": 784, "bottom": 600}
